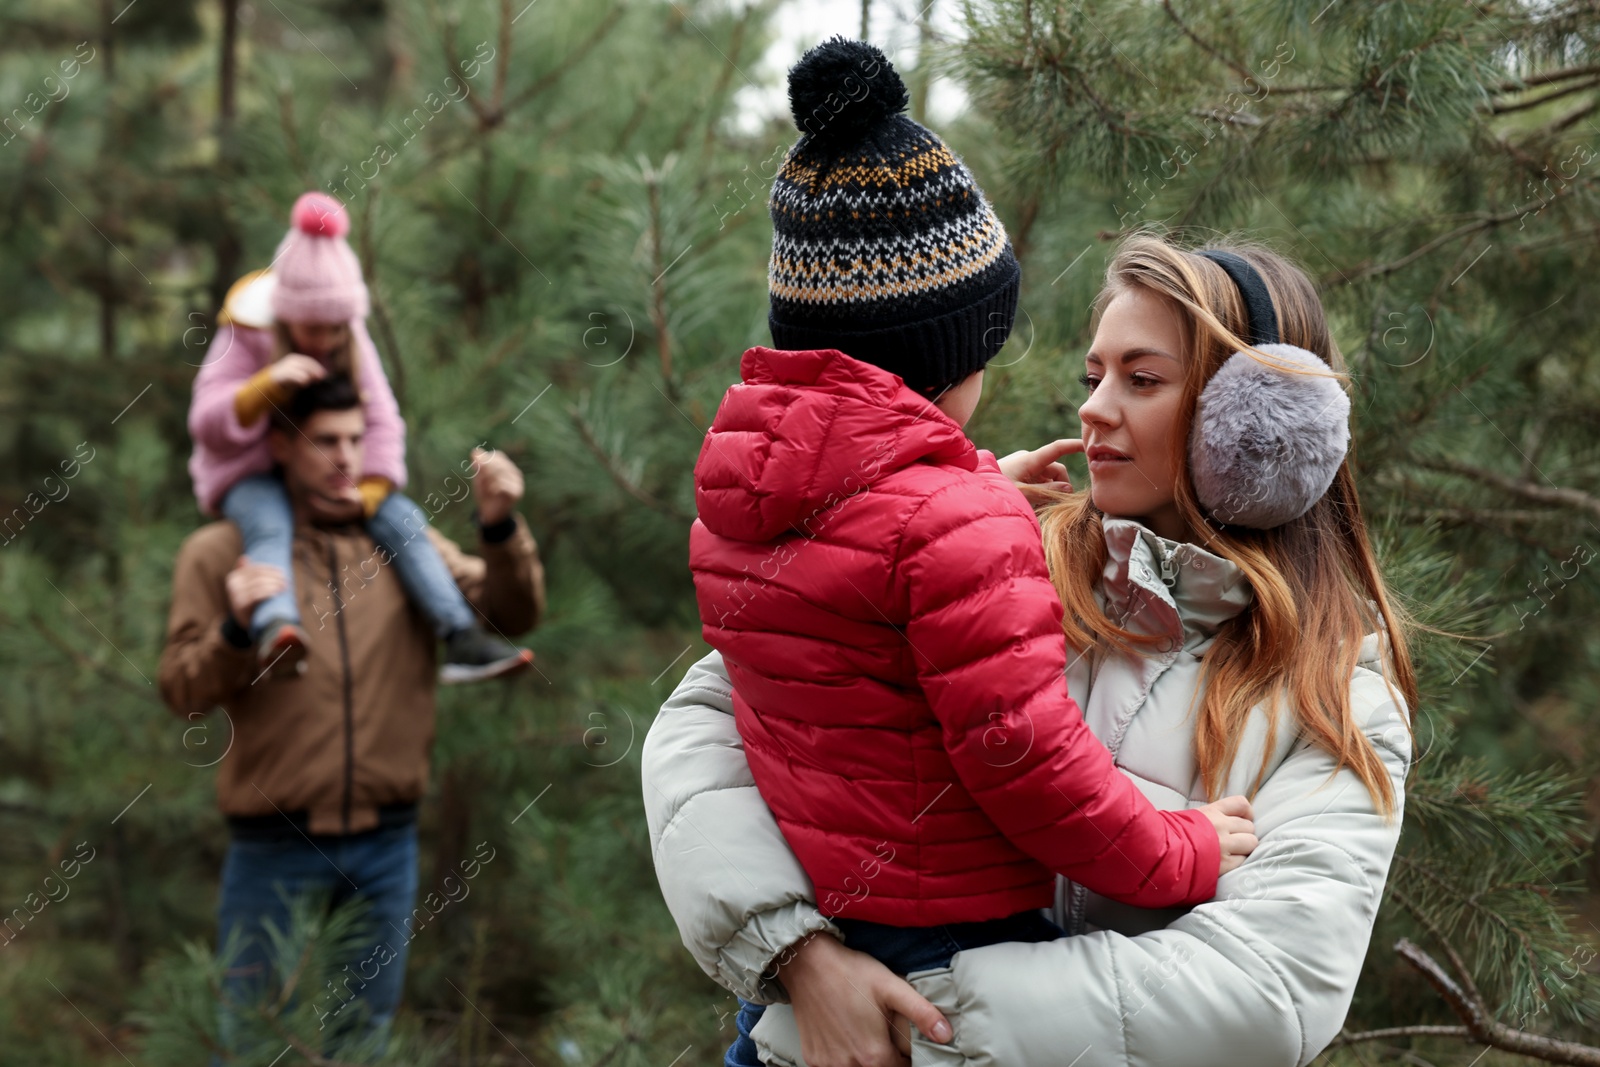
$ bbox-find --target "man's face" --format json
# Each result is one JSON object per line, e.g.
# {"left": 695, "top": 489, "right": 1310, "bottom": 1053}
{"left": 268, "top": 406, "right": 366, "bottom": 524}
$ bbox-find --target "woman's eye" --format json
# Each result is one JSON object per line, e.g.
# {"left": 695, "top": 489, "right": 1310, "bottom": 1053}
{"left": 1077, "top": 373, "right": 1099, "bottom": 391}
{"left": 1130, "top": 374, "right": 1160, "bottom": 389}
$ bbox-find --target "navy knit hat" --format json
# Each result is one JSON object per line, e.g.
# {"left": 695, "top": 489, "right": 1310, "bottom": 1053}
{"left": 767, "top": 38, "right": 1021, "bottom": 396}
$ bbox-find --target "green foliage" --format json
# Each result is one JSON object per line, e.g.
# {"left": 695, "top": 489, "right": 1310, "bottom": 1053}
{"left": 952, "top": 0, "right": 1600, "bottom": 1053}
{"left": 0, "top": 0, "right": 1596, "bottom": 1063}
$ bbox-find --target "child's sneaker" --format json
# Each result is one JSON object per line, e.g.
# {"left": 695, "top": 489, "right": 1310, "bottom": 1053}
{"left": 255, "top": 619, "right": 308, "bottom": 680}
{"left": 440, "top": 626, "right": 533, "bottom": 685}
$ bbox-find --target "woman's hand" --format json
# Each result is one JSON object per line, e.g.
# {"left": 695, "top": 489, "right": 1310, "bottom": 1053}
{"left": 268, "top": 353, "right": 328, "bottom": 390}
{"left": 1198, "top": 795, "right": 1259, "bottom": 876}
{"left": 998, "top": 438, "right": 1082, "bottom": 492}
{"left": 776, "top": 932, "right": 952, "bottom": 1067}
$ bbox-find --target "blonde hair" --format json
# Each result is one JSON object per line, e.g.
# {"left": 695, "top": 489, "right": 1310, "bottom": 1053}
{"left": 1039, "top": 234, "right": 1416, "bottom": 814}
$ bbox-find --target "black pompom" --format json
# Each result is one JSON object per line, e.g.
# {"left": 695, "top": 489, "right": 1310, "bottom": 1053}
{"left": 787, "top": 37, "right": 908, "bottom": 149}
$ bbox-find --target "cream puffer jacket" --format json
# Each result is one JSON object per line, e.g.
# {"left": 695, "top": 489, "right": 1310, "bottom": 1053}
{"left": 642, "top": 518, "right": 1412, "bottom": 1067}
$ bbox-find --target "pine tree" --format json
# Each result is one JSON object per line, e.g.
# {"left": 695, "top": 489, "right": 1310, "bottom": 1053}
{"left": 954, "top": 0, "right": 1600, "bottom": 1058}
{"left": 1, "top": 0, "right": 1596, "bottom": 1063}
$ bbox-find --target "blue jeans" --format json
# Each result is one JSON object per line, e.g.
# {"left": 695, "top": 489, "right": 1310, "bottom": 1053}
{"left": 725, "top": 910, "right": 1063, "bottom": 1067}
{"left": 221, "top": 473, "right": 476, "bottom": 640}
{"left": 214, "top": 821, "right": 419, "bottom": 1061}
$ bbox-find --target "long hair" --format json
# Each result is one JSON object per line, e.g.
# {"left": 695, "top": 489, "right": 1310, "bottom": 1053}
{"left": 1039, "top": 234, "right": 1416, "bottom": 815}
{"left": 272, "top": 320, "right": 356, "bottom": 382}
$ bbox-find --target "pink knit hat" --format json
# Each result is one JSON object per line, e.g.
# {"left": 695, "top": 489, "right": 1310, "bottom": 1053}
{"left": 269, "top": 192, "right": 370, "bottom": 324}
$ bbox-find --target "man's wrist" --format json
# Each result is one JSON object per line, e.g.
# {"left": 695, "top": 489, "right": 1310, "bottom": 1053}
{"left": 220, "top": 614, "right": 252, "bottom": 650}
{"left": 476, "top": 509, "right": 517, "bottom": 544}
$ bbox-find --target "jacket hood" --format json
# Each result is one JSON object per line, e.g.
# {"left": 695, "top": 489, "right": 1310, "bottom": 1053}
{"left": 694, "top": 347, "right": 977, "bottom": 542}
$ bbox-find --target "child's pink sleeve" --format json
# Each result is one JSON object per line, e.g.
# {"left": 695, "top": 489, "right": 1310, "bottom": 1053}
{"left": 351, "top": 320, "right": 408, "bottom": 490}
{"left": 189, "top": 324, "right": 271, "bottom": 458}
{"left": 895, "top": 477, "right": 1221, "bottom": 909}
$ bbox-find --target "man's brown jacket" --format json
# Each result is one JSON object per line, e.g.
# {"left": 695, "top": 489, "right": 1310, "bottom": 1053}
{"left": 159, "top": 514, "right": 544, "bottom": 835}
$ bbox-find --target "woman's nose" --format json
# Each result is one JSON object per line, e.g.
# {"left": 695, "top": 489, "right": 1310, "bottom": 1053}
{"left": 1079, "top": 381, "right": 1117, "bottom": 431}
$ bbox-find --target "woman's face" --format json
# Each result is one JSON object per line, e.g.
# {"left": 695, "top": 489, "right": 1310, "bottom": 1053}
{"left": 287, "top": 320, "right": 347, "bottom": 360}
{"left": 1078, "top": 286, "right": 1190, "bottom": 541}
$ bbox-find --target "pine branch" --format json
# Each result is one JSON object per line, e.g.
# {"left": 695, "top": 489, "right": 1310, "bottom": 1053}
{"left": 27, "top": 611, "right": 161, "bottom": 705}
{"left": 1492, "top": 77, "right": 1600, "bottom": 114}
{"left": 1333, "top": 1026, "right": 1472, "bottom": 1046}
{"left": 1395, "top": 939, "right": 1600, "bottom": 1066}
{"left": 1341, "top": 206, "right": 1531, "bottom": 284}
{"left": 1417, "top": 459, "right": 1600, "bottom": 522}
{"left": 1499, "top": 63, "right": 1600, "bottom": 92}
{"left": 565, "top": 403, "right": 689, "bottom": 522}
{"left": 501, "top": 4, "right": 628, "bottom": 119}
{"left": 435, "top": 3, "right": 490, "bottom": 127}
{"left": 1548, "top": 98, "right": 1600, "bottom": 131}
{"left": 1159, "top": 0, "right": 1251, "bottom": 82}
{"left": 1398, "top": 507, "right": 1569, "bottom": 526}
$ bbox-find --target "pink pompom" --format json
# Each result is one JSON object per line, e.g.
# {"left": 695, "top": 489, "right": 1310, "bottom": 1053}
{"left": 290, "top": 192, "right": 350, "bottom": 238}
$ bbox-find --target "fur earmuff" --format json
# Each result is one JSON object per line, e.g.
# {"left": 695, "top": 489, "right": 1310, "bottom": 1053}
{"left": 1188, "top": 343, "right": 1350, "bottom": 529}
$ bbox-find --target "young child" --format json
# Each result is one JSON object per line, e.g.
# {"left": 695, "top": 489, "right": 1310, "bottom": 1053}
{"left": 689, "top": 40, "right": 1255, "bottom": 1062}
{"left": 188, "top": 191, "right": 531, "bottom": 684}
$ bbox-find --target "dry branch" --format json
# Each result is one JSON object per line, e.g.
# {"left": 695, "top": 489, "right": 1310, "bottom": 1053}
{"left": 1395, "top": 939, "right": 1600, "bottom": 1066}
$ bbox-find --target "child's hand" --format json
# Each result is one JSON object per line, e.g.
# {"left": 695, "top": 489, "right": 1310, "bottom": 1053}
{"left": 268, "top": 354, "right": 328, "bottom": 390}
{"left": 1199, "top": 795, "right": 1258, "bottom": 876}
{"left": 997, "top": 438, "right": 1082, "bottom": 492}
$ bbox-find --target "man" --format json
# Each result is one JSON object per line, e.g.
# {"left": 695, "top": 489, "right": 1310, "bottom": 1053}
{"left": 159, "top": 375, "right": 545, "bottom": 1053}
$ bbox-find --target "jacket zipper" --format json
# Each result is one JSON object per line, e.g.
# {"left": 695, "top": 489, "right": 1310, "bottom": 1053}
{"left": 327, "top": 538, "right": 355, "bottom": 834}
{"left": 1157, "top": 541, "right": 1178, "bottom": 585}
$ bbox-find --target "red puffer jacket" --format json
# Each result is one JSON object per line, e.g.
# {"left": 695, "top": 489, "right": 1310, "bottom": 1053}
{"left": 690, "top": 348, "right": 1220, "bottom": 926}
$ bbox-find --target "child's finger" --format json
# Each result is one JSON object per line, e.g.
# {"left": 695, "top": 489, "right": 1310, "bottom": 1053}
{"left": 1214, "top": 794, "right": 1254, "bottom": 819}
{"left": 1034, "top": 438, "right": 1085, "bottom": 463}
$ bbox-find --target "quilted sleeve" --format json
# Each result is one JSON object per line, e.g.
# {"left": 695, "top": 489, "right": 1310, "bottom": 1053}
{"left": 641, "top": 650, "right": 840, "bottom": 1003}
{"left": 897, "top": 480, "right": 1220, "bottom": 908}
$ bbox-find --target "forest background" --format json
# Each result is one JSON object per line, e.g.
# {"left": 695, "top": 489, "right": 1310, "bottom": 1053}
{"left": 1, "top": 0, "right": 1599, "bottom": 1064}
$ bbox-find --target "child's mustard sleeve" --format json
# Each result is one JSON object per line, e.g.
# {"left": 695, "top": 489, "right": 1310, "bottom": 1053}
{"left": 233, "top": 368, "right": 292, "bottom": 427}
{"left": 358, "top": 476, "right": 393, "bottom": 519}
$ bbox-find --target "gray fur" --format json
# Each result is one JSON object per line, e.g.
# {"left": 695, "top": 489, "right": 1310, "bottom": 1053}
{"left": 1188, "top": 343, "right": 1350, "bottom": 529}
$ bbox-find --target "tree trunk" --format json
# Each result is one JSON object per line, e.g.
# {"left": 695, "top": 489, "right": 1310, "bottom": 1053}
{"left": 428, "top": 766, "right": 472, "bottom": 939}
{"left": 211, "top": 0, "right": 242, "bottom": 316}
{"left": 911, "top": 1, "right": 935, "bottom": 124}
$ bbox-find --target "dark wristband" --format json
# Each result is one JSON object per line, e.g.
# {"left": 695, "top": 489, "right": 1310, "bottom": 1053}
{"left": 220, "top": 615, "right": 252, "bottom": 650}
{"left": 477, "top": 512, "right": 517, "bottom": 544}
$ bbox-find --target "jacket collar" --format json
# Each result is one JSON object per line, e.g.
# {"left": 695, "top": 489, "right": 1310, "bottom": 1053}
{"left": 1098, "top": 518, "right": 1254, "bottom": 652}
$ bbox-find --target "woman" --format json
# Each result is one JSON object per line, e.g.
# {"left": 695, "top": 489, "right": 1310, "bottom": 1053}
{"left": 643, "top": 234, "right": 1416, "bottom": 1067}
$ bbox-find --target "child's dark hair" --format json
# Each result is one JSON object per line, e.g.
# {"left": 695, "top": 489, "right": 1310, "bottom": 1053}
{"left": 269, "top": 374, "right": 362, "bottom": 433}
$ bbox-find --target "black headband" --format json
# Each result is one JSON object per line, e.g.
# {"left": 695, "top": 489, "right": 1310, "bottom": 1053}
{"left": 1198, "top": 249, "right": 1279, "bottom": 347}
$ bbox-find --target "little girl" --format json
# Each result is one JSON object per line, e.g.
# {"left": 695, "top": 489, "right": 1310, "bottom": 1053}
{"left": 187, "top": 191, "right": 530, "bottom": 684}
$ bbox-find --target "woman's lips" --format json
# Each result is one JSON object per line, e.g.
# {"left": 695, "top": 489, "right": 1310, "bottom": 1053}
{"left": 1087, "top": 445, "right": 1131, "bottom": 469}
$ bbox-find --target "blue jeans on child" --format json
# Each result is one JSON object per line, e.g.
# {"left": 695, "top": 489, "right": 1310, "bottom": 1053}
{"left": 221, "top": 473, "right": 476, "bottom": 640}
{"left": 724, "top": 909, "right": 1064, "bottom": 1067}
{"left": 214, "top": 815, "right": 419, "bottom": 1062}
